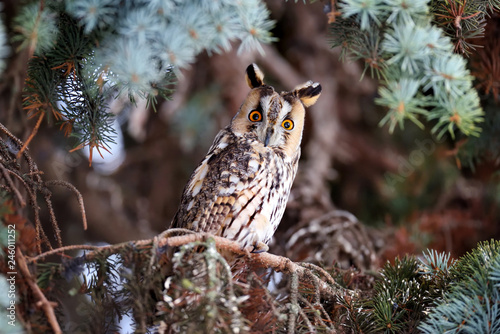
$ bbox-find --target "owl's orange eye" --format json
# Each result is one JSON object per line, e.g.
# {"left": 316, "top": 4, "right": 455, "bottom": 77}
{"left": 282, "top": 119, "right": 294, "bottom": 130}
{"left": 249, "top": 110, "right": 262, "bottom": 122}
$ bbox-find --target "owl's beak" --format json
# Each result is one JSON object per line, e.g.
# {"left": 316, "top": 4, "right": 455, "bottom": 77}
{"left": 264, "top": 128, "right": 273, "bottom": 147}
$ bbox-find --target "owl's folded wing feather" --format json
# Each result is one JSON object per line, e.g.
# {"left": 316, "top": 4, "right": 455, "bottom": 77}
{"left": 170, "top": 129, "right": 271, "bottom": 244}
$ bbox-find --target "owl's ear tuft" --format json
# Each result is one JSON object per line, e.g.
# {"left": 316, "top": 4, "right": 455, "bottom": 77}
{"left": 294, "top": 81, "right": 322, "bottom": 107}
{"left": 245, "top": 64, "right": 265, "bottom": 88}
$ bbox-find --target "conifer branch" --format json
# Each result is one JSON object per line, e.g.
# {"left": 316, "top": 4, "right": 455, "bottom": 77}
{"left": 329, "top": 0, "right": 495, "bottom": 138}
{"left": 28, "top": 231, "right": 347, "bottom": 302}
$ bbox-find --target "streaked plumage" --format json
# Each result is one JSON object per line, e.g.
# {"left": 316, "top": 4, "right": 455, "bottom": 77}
{"left": 170, "top": 64, "right": 321, "bottom": 253}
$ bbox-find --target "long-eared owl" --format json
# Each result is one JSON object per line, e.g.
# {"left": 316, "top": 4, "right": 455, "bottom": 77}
{"left": 170, "top": 64, "right": 321, "bottom": 253}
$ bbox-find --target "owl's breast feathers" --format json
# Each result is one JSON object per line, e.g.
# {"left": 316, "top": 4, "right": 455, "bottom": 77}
{"left": 171, "top": 126, "right": 299, "bottom": 249}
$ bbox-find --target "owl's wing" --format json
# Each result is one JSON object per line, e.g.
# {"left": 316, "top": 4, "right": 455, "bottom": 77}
{"left": 170, "top": 128, "right": 274, "bottom": 247}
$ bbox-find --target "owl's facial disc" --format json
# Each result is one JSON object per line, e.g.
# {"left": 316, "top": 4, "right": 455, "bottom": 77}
{"left": 231, "top": 85, "right": 305, "bottom": 154}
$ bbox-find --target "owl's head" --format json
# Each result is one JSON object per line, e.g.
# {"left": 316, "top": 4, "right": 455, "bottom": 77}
{"left": 231, "top": 64, "right": 322, "bottom": 157}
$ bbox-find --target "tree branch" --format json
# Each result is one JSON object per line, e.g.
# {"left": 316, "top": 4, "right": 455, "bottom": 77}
{"left": 28, "top": 231, "right": 351, "bottom": 302}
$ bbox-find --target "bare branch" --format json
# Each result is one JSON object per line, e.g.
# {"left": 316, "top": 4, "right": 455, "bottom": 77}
{"left": 26, "top": 244, "right": 102, "bottom": 263}
{"left": 0, "top": 122, "right": 25, "bottom": 149}
{"left": 45, "top": 180, "right": 88, "bottom": 231}
{"left": 28, "top": 231, "right": 349, "bottom": 302}
{"left": 25, "top": 185, "right": 52, "bottom": 253}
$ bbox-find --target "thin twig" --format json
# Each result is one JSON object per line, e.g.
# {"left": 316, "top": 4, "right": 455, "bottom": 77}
{"left": 147, "top": 235, "right": 159, "bottom": 276}
{"left": 288, "top": 271, "right": 299, "bottom": 334}
{"left": 17, "top": 112, "right": 44, "bottom": 159}
{"left": 17, "top": 250, "right": 62, "bottom": 334}
{"left": 39, "top": 228, "right": 52, "bottom": 252}
{"left": 24, "top": 149, "right": 42, "bottom": 184}
{"left": 44, "top": 192, "right": 62, "bottom": 248}
{"left": 298, "top": 306, "right": 316, "bottom": 333}
{"left": 298, "top": 294, "right": 332, "bottom": 331}
{"left": 0, "top": 122, "right": 25, "bottom": 148}
{"left": 27, "top": 244, "right": 104, "bottom": 263}
{"left": 0, "top": 161, "right": 26, "bottom": 206}
{"left": 299, "top": 262, "right": 341, "bottom": 289}
{"left": 0, "top": 122, "right": 43, "bottom": 190}
{"left": 6, "top": 169, "right": 30, "bottom": 195}
{"left": 304, "top": 270, "right": 336, "bottom": 327}
{"left": 45, "top": 180, "right": 87, "bottom": 230}
{"left": 0, "top": 122, "right": 52, "bottom": 252}
{"left": 26, "top": 186, "right": 52, "bottom": 253}
{"left": 307, "top": 270, "right": 321, "bottom": 305}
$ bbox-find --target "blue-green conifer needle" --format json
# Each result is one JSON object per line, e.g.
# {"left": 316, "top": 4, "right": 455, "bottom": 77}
{"left": 377, "top": 79, "right": 428, "bottom": 132}
{"left": 340, "top": 0, "right": 384, "bottom": 30}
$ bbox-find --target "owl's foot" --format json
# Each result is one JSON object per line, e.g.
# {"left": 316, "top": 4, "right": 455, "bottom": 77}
{"left": 249, "top": 241, "right": 269, "bottom": 253}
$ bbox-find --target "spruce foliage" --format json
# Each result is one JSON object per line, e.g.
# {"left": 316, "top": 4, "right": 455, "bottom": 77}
{"left": 339, "top": 255, "right": 435, "bottom": 333}
{"left": 338, "top": 242, "right": 500, "bottom": 333}
{"left": 420, "top": 240, "right": 500, "bottom": 333}
{"left": 329, "top": 0, "right": 498, "bottom": 140}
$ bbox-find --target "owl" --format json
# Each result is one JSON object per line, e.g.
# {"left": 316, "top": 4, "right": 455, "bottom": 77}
{"left": 170, "top": 64, "right": 321, "bottom": 253}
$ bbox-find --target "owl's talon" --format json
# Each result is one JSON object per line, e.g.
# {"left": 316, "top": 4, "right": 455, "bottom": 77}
{"left": 250, "top": 242, "right": 269, "bottom": 253}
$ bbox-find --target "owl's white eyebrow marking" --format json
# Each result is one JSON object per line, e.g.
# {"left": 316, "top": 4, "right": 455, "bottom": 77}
{"left": 259, "top": 94, "right": 273, "bottom": 116}
{"left": 278, "top": 100, "right": 292, "bottom": 120}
